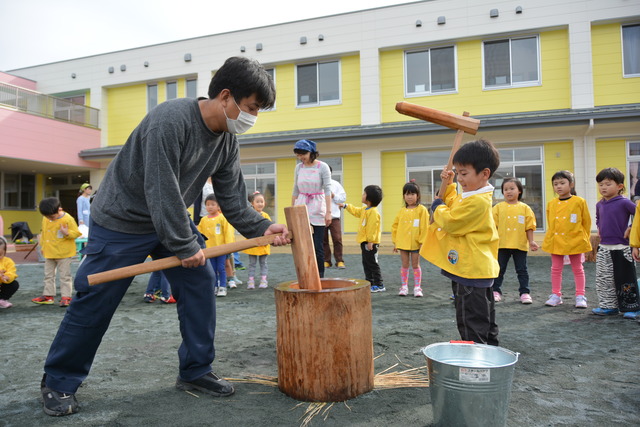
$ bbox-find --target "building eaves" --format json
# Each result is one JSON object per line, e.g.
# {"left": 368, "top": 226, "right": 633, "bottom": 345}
{"left": 79, "top": 104, "right": 640, "bottom": 160}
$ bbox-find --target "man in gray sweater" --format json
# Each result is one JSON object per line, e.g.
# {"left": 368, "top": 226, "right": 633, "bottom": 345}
{"left": 40, "top": 57, "right": 289, "bottom": 416}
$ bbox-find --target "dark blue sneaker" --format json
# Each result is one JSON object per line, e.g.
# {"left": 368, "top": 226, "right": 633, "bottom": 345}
{"left": 371, "top": 285, "right": 386, "bottom": 293}
{"left": 176, "top": 372, "right": 235, "bottom": 397}
{"left": 623, "top": 311, "right": 640, "bottom": 319}
{"left": 41, "top": 374, "right": 79, "bottom": 416}
{"left": 592, "top": 307, "right": 619, "bottom": 316}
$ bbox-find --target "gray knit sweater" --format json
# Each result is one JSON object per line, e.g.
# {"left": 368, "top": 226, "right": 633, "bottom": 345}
{"left": 91, "top": 98, "right": 271, "bottom": 259}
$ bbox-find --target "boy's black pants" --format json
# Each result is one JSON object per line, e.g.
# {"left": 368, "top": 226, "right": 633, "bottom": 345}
{"left": 361, "top": 242, "right": 383, "bottom": 287}
{"left": 452, "top": 281, "right": 499, "bottom": 346}
{"left": 0, "top": 280, "right": 19, "bottom": 300}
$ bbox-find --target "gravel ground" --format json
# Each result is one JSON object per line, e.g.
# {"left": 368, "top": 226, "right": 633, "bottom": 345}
{"left": 1, "top": 253, "right": 639, "bottom": 426}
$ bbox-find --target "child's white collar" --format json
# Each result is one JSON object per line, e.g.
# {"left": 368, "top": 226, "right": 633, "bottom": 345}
{"left": 461, "top": 184, "right": 494, "bottom": 199}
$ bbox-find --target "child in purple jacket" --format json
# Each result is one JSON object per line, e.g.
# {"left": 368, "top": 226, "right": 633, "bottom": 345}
{"left": 593, "top": 168, "right": 640, "bottom": 316}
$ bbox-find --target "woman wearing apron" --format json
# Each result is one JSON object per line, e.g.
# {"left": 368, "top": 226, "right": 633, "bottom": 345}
{"left": 291, "top": 139, "right": 332, "bottom": 277}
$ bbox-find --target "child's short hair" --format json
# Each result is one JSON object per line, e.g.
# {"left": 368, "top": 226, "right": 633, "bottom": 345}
{"left": 364, "top": 185, "right": 383, "bottom": 207}
{"left": 248, "top": 191, "right": 263, "bottom": 204}
{"left": 551, "top": 170, "right": 577, "bottom": 195}
{"left": 596, "top": 167, "right": 625, "bottom": 194}
{"left": 205, "top": 194, "right": 218, "bottom": 204}
{"left": 39, "top": 197, "right": 61, "bottom": 216}
{"left": 452, "top": 138, "right": 500, "bottom": 177}
{"left": 0, "top": 236, "right": 7, "bottom": 254}
{"left": 501, "top": 178, "right": 524, "bottom": 201}
{"left": 402, "top": 181, "right": 421, "bottom": 206}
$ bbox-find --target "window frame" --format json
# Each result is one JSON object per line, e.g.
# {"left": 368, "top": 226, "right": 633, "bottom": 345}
{"left": 295, "top": 59, "right": 342, "bottom": 108}
{"left": 186, "top": 79, "right": 198, "bottom": 99}
{"left": 147, "top": 84, "right": 158, "bottom": 111}
{"left": 241, "top": 161, "right": 278, "bottom": 222}
{"left": 622, "top": 24, "right": 640, "bottom": 78}
{"left": 626, "top": 141, "right": 640, "bottom": 198}
{"left": 261, "top": 68, "right": 276, "bottom": 111}
{"left": 166, "top": 81, "right": 178, "bottom": 100}
{"left": 482, "top": 34, "right": 541, "bottom": 90}
{"left": 2, "top": 172, "right": 36, "bottom": 210}
{"left": 404, "top": 45, "right": 458, "bottom": 97}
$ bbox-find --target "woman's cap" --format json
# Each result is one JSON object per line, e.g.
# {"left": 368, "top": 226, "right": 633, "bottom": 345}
{"left": 294, "top": 139, "right": 316, "bottom": 153}
{"left": 80, "top": 183, "right": 92, "bottom": 191}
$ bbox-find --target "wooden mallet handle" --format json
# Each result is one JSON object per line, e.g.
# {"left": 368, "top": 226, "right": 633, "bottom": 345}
{"left": 87, "top": 233, "right": 285, "bottom": 286}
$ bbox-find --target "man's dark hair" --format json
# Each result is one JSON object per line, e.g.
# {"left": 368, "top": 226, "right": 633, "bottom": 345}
{"left": 39, "top": 197, "right": 61, "bottom": 216}
{"left": 453, "top": 138, "right": 500, "bottom": 177}
{"left": 208, "top": 57, "right": 275, "bottom": 110}
{"left": 205, "top": 194, "right": 217, "bottom": 204}
{"left": 364, "top": 185, "right": 383, "bottom": 207}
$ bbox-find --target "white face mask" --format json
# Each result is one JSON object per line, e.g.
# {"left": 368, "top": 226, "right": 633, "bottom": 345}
{"left": 224, "top": 96, "right": 257, "bottom": 134}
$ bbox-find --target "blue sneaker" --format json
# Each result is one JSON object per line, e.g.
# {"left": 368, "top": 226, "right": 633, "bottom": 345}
{"left": 370, "top": 285, "right": 386, "bottom": 293}
{"left": 592, "top": 307, "right": 619, "bottom": 316}
{"left": 623, "top": 311, "right": 640, "bottom": 319}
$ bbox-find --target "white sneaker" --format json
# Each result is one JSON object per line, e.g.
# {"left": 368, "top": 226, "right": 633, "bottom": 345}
{"left": 227, "top": 280, "right": 236, "bottom": 289}
{"left": 413, "top": 287, "right": 423, "bottom": 298}
{"left": 231, "top": 276, "right": 242, "bottom": 285}
{"left": 575, "top": 295, "right": 587, "bottom": 308}
{"left": 545, "top": 294, "right": 563, "bottom": 307}
{"left": 247, "top": 279, "right": 255, "bottom": 289}
{"left": 398, "top": 285, "right": 408, "bottom": 296}
{"left": 259, "top": 279, "right": 268, "bottom": 289}
{"left": 217, "top": 287, "right": 227, "bottom": 297}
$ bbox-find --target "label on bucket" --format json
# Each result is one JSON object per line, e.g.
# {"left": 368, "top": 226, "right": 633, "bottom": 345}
{"left": 459, "top": 367, "right": 490, "bottom": 382}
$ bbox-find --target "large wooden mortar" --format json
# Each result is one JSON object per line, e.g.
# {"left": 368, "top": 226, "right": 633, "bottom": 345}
{"left": 274, "top": 278, "right": 374, "bottom": 402}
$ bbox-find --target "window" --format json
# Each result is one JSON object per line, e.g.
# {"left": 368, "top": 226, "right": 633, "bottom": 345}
{"left": 405, "top": 46, "right": 456, "bottom": 96}
{"left": 627, "top": 141, "right": 640, "bottom": 197}
{"left": 166, "top": 82, "right": 177, "bottom": 100}
{"left": 484, "top": 36, "right": 540, "bottom": 88}
{"left": 406, "top": 147, "right": 545, "bottom": 230}
{"left": 241, "top": 162, "right": 276, "bottom": 221}
{"left": 54, "top": 95, "right": 86, "bottom": 124}
{"left": 2, "top": 173, "right": 35, "bottom": 209}
{"left": 147, "top": 84, "right": 158, "bottom": 111}
{"left": 491, "top": 147, "right": 545, "bottom": 230}
{"left": 623, "top": 24, "right": 640, "bottom": 77}
{"left": 406, "top": 150, "right": 450, "bottom": 206}
{"left": 321, "top": 157, "right": 343, "bottom": 184}
{"left": 297, "top": 60, "right": 340, "bottom": 106}
{"left": 186, "top": 79, "right": 197, "bottom": 99}
{"left": 261, "top": 68, "right": 276, "bottom": 111}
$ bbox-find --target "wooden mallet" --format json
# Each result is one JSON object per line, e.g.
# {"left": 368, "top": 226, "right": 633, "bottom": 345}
{"left": 87, "top": 205, "right": 322, "bottom": 291}
{"left": 395, "top": 102, "right": 481, "bottom": 198}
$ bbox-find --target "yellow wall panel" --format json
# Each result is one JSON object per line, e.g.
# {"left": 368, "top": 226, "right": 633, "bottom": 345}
{"left": 593, "top": 24, "right": 640, "bottom": 106}
{"left": 250, "top": 55, "right": 361, "bottom": 134}
{"left": 595, "top": 139, "right": 629, "bottom": 195}
{"left": 276, "top": 158, "right": 297, "bottom": 225}
{"left": 1, "top": 210, "right": 42, "bottom": 239}
{"left": 381, "top": 30, "right": 571, "bottom": 123}
{"left": 381, "top": 151, "right": 407, "bottom": 232}
{"left": 341, "top": 153, "right": 363, "bottom": 233}
{"left": 543, "top": 141, "right": 574, "bottom": 203}
{"left": 107, "top": 85, "right": 147, "bottom": 146}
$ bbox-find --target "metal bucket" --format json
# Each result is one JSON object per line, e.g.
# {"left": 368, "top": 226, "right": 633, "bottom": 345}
{"left": 422, "top": 342, "right": 519, "bottom": 427}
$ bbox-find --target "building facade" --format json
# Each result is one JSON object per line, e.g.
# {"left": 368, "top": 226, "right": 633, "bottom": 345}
{"left": 2, "top": 0, "right": 640, "bottom": 236}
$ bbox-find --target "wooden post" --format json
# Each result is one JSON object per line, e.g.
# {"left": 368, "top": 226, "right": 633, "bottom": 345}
{"left": 284, "top": 205, "right": 322, "bottom": 291}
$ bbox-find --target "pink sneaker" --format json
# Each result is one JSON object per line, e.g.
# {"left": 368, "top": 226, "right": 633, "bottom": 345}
{"left": 493, "top": 291, "right": 502, "bottom": 302}
{"left": 0, "top": 299, "right": 12, "bottom": 308}
{"left": 520, "top": 293, "right": 533, "bottom": 304}
{"left": 398, "top": 285, "right": 408, "bottom": 296}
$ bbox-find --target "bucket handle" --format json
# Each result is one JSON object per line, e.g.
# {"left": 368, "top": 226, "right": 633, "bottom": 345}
{"left": 449, "top": 340, "right": 475, "bottom": 344}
